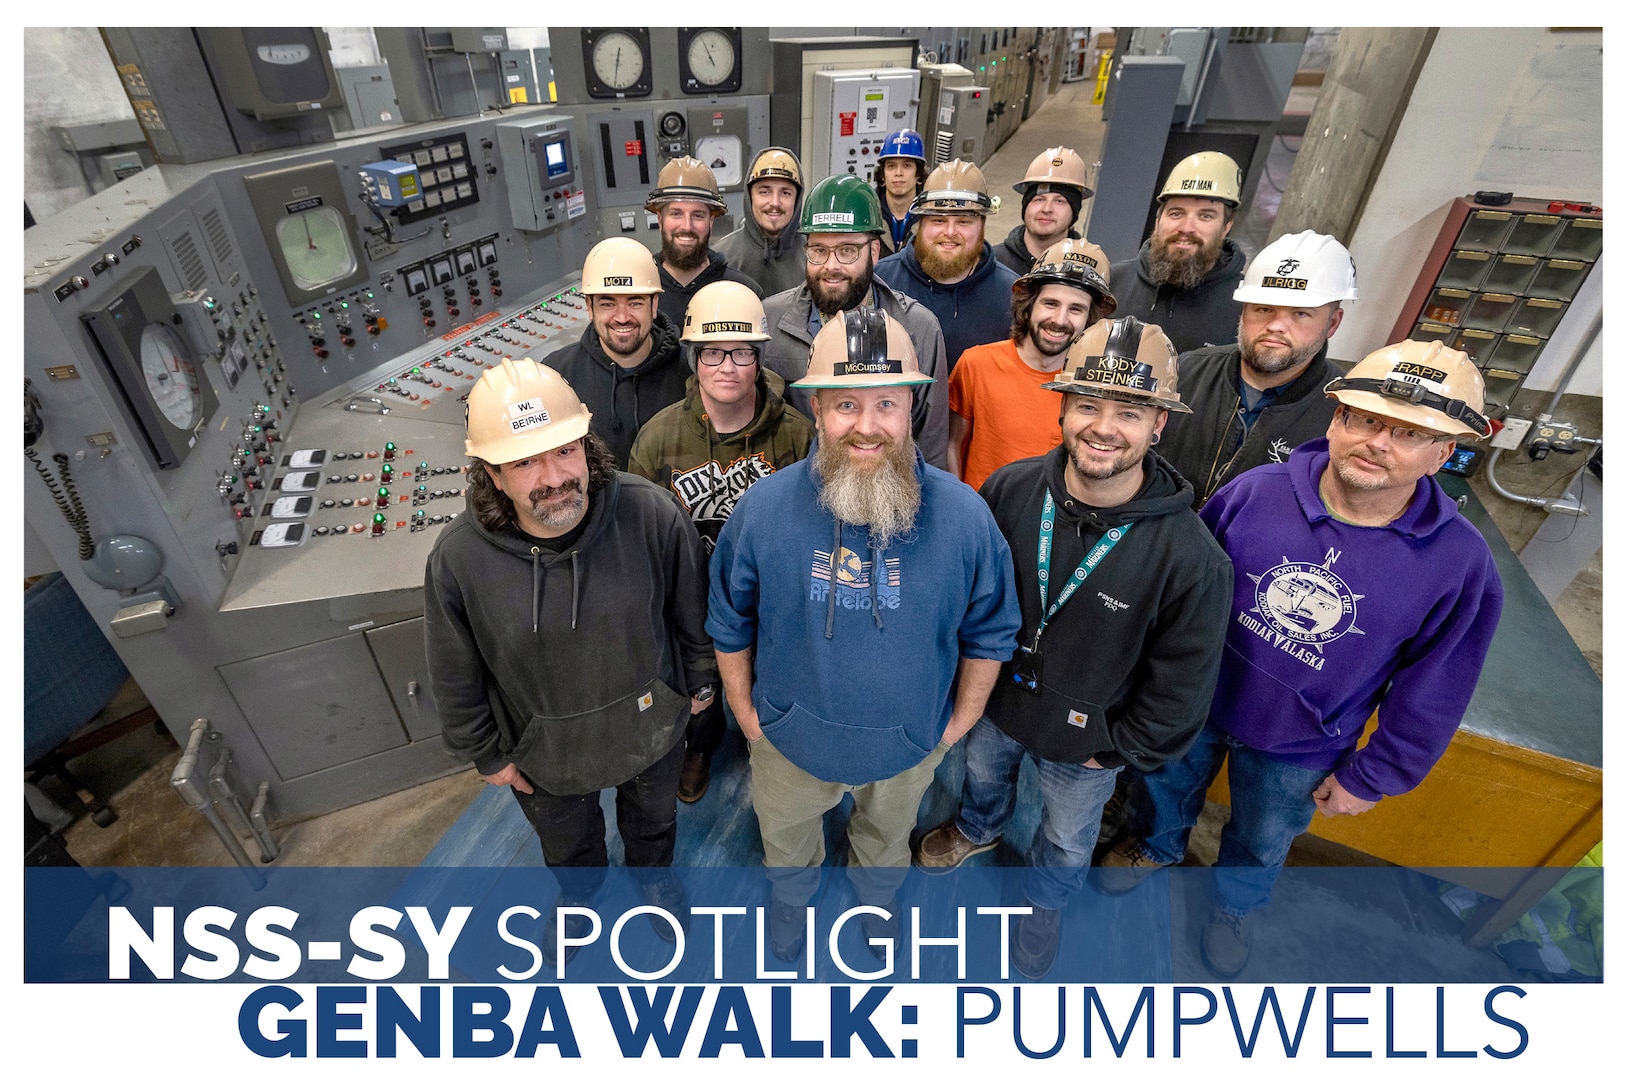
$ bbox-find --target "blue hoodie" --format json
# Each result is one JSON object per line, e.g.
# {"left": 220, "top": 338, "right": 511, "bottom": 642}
{"left": 874, "top": 241, "right": 1020, "bottom": 373}
{"left": 708, "top": 451, "right": 1021, "bottom": 784}
{"left": 1198, "top": 440, "right": 1503, "bottom": 802}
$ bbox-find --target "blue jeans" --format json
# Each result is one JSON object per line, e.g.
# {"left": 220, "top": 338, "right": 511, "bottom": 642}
{"left": 956, "top": 717, "right": 1123, "bottom": 910}
{"left": 1131, "top": 722, "right": 1323, "bottom": 915}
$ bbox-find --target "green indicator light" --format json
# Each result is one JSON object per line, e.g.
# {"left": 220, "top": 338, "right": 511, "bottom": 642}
{"left": 378, "top": 488, "right": 390, "bottom": 500}
{"left": 312, "top": 311, "right": 322, "bottom": 319}
{"left": 418, "top": 484, "right": 428, "bottom": 493}
{"left": 385, "top": 441, "right": 396, "bottom": 451}
{"left": 382, "top": 463, "right": 393, "bottom": 475}
{"left": 373, "top": 513, "right": 386, "bottom": 524}
{"left": 415, "top": 510, "right": 426, "bottom": 519}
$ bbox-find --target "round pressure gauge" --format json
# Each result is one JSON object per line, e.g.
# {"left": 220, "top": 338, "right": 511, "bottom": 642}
{"left": 275, "top": 206, "right": 358, "bottom": 292}
{"left": 139, "top": 323, "right": 202, "bottom": 429}
{"left": 686, "top": 30, "right": 736, "bottom": 87}
{"left": 590, "top": 30, "right": 646, "bottom": 91}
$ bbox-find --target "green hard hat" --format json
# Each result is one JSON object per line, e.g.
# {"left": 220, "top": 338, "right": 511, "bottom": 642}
{"left": 799, "top": 173, "right": 884, "bottom": 235}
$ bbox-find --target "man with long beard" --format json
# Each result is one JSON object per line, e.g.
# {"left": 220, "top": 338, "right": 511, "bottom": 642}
{"left": 1157, "top": 231, "right": 1359, "bottom": 506}
{"left": 708, "top": 307, "right": 1020, "bottom": 963}
{"left": 1109, "top": 152, "right": 1249, "bottom": 354}
{"left": 426, "top": 359, "right": 715, "bottom": 964}
{"left": 543, "top": 237, "right": 686, "bottom": 469}
{"left": 645, "top": 156, "right": 762, "bottom": 316}
{"left": 948, "top": 238, "right": 1118, "bottom": 489}
{"left": 761, "top": 173, "right": 950, "bottom": 467}
{"left": 875, "top": 160, "right": 1020, "bottom": 373}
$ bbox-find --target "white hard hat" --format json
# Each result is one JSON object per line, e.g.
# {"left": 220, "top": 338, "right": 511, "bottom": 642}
{"left": 1235, "top": 231, "right": 1359, "bottom": 308}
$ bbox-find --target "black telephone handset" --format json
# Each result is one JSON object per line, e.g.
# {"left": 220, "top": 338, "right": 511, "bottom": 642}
{"left": 24, "top": 378, "right": 96, "bottom": 560}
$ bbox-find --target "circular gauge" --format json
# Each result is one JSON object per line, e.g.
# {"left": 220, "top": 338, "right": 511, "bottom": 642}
{"left": 686, "top": 29, "right": 737, "bottom": 88}
{"left": 591, "top": 30, "right": 646, "bottom": 91}
{"left": 139, "top": 324, "right": 202, "bottom": 429}
{"left": 275, "top": 206, "right": 358, "bottom": 292}
{"left": 659, "top": 111, "right": 686, "bottom": 138}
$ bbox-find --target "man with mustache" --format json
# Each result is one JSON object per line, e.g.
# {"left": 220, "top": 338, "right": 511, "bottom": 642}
{"left": 708, "top": 307, "right": 1020, "bottom": 963}
{"left": 1157, "top": 231, "right": 1359, "bottom": 507}
{"left": 914, "top": 317, "right": 1233, "bottom": 979}
{"left": 1109, "top": 152, "right": 1249, "bottom": 354}
{"left": 948, "top": 238, "right": 1117, "bottom": 490}
{"left": 874, "top": 160, "right": 1021, "bottom": 374}
{"left": 426, "top": 359, "right": 715, "bottom": 963}
{"left": 646, "top": 156, "right": 762, "bottom": 317}
{"left": 761, "top": 173, "right": 951, "bottom": 469}
{"left": 543, "top": 237, "right": 686, "bottom": 469}
{"left": 994, "top": 146, "right": 1096, "bottom": 274}
{"left": 714, "top": 147, "right": 808, "bottom": 296}
{"left": 1103, "top": 341, "right": 1503, "bottom": 979}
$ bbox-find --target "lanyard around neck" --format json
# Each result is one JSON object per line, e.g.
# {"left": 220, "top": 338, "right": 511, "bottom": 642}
{"left": 1034, "top": 489, "right": 1132, "bottom": 644}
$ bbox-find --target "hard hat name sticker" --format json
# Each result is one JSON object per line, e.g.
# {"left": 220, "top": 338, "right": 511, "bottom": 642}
{"left": 812, "top": 212, "right": 855, "bottom": 226}
{"left": 702, "top": 320, "right": 753, "bottom": 334}
{"left": 1262, "top": 276, "right": 1309, "bottom": 290}
{"left": 1392, "top": 362, "right": 1448, "bottom": 387}
{"left": 1181, "top": 179, "right": 1216, "bottom": 191}
{"left": 1079, "top": 356, "right": 1157, "bottom": 392}
{"left": 602, "top": 275, "right": 634, "bottom": 287}
{"left": 836, "top": 358, "right": 905, "bottom": 376}
{"left": 506, "top": 397, "right": 552, "bottom": 432}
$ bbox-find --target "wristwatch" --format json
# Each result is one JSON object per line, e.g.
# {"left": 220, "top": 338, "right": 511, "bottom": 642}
{"left": 693, "top": 684, "right": 717, "bottom": 704}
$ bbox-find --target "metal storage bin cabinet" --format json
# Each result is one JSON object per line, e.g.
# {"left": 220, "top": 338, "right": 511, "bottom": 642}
{"left": 1389, "top": 196, "right": 1602, "bottom": 416}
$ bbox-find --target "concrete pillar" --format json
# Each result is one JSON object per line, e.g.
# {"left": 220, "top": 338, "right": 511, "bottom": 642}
{"left": 1269, "top": 28, "right": 1436, "bottom": 244}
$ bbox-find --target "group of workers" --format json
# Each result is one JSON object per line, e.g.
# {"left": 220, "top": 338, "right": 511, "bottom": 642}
{"left": 424, "top": 133, "right": 1505, "bottom": 980}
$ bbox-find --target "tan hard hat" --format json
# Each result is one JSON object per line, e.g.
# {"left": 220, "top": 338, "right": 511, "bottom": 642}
{"left": 1016, "top": 146, "right": 1091, "bottom": 197}
{"left": 645, "top": 156, "right": 727, "bottom": 215}
{"left": 1158, "top": 151, "right": 1243, "bottom": 206}
{"left": 912, "top": 159, "right": 995, "bottom": 216}
{"left": 1042, "top": 316, "right": 1191, "bottom": 413}
{"left": 465, "top": 358, "right": 593, "bottom": 464}
{"left": 580, "top": 237, "right": 662, "bottom": 295}
{"left": 683, "top": 281, "right": 770, "bottom": 343}
{"left": 1325, "top": 340, "right": 1490, "bottom": 439}
{"left": 1022, "top": 237, "right": 1114, "bottom": 294}
{"left": 793, "top": 307, "right": 935, "bottom": 389}
{"left": 746, "top": 146, "right": 803, "bottom": 192}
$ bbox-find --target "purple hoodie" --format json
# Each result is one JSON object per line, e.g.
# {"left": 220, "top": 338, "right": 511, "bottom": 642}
{"left": 1198, "top": 440, "right": 1503, "bottom": 802}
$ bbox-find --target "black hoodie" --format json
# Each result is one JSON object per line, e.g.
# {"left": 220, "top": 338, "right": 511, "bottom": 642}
{"left": 424, "top": 471, "right": 715, "bottom": 795}
{"left": 1109, "top": 237, "right": 1248, "bottom": 354}
{"left": 978, "top": 446, "right": 1232, "bottom": 771}
{"left": 541, "top": 311, "right": 687, "bottom": 469}
{"left": 658, "top": 250, "right": 763, "bottom": 320}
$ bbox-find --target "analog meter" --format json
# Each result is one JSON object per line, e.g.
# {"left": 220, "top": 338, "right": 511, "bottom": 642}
{"left": 679, "top": 28, "right": 743, "bottom": 94}
{"left": 274, "top": 205, "right": 358, "bottom": 293}
{"left": 582, "top": 28, "right": 652, "bottom": 98}
{"left": 244, "top": 160, "right": 369, "bottom": 305}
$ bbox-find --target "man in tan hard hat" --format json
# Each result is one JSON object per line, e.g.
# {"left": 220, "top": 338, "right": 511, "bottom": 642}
{"left": 708, "top": 307, "right": 1021, "bottom": 963}
{"left": 994, "top": 146, "right": 1096, "bottom": 274}
{"left": 1102, "top": 341, "right": 1503, "bottom": 979}
{"left": 760, "top": 173, "right": 951, "bottom": 469}
{"left": 875, "top": 159, "right": 1021, "bottom": 373}
{"left": 1109, "top": 151, "right": 1249, "bottom": 354}
{"left": 544, "top": 237, "right": 686, "bottom": 469}
{"left": 713, "top": 147, "right": 807, "bottom": 296}
{"left": 948, "top": 238, "right": 1116, "bottom": 489}
{"left": 646, "top": 155, "right": 762, "bottom": 316}
{"left": 915, "top": 316, "right": 1232, "bottom": 980}
{"left": 426, "top": 358, "right": 716, "bottom": 964}
{"left": 1159, "top": 231, "right": 1360, "bottom": 506}
{"left": 628, "top": 281, "right": 814, "bottom": 802}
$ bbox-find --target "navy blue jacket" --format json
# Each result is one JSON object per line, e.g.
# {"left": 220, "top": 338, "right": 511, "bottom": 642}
{"left": 875, "top": 242, "right": 1020, "bottom": 373}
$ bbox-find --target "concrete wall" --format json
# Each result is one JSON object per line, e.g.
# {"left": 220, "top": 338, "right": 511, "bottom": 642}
{"left": 23, "top": 28, "right": 136, "bottom": 222}
{"left": 1332, "top": 27, "right": 1603, "bottom": 397}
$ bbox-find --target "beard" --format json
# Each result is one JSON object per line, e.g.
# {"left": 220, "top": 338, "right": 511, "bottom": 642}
{"left": 1330, "top": 451, "right": 1396, "bottom": 493}
{"left": 1148, "top": 229, "right": 1225, "bottom": 289}
{"left": 1026, "top": 316, "right": 1078, "bottom": 359}
{"left": 813, "top": 430, "right": 921, "bottom": 549}
{"left": 914, "top": 230, "right": 982, "bottom": 281}
{"left": 1240, "top": 330, "right": 1325, "bottom": 378}
{"left": 524, "top": 477, "right": 587, "bottom": 530}
{"left": 661, "top": 230, "right": 709, "bottom": 273}
{"left": 1064, "top": 422, "right": 1149, "bottom": 484}
{"left": 809, "top": 257, "right": 875, "bottom": 317}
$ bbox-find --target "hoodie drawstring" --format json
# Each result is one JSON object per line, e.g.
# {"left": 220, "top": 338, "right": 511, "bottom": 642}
{"left": 569, "top": 550, "right": 581, "bottom": 630}
{"left": 530, "top": 548, "right": 542, "bottom": 634}
{"left": 824, "top": 517, "right": 885, "bottom": 638}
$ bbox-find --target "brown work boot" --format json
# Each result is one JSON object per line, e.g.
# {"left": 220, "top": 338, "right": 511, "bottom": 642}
{"left": 913, "top": 821, "right": 998, "bottom": 874}
{"left": 678, "top": 749, "right": 711, "bottom": 803}
{"left": 1201, "top": 909, "right": 1253, "bottom": 977}
{"left": 1094, "top": 837, "right": 1172, "bottom": 895}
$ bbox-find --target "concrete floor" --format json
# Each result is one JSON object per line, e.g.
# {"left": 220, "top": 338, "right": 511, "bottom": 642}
{"left": 49, "top": 74, "right": 1602, "bottom": 880}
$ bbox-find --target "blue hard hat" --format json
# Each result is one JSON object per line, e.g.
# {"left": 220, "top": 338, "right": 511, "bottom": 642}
{"left": 877, "top": 129, "right": 927, "bottom": 164}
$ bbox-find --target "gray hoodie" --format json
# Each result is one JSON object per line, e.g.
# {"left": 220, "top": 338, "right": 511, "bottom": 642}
{"left": 424, "top": 471, "right": 715, "bottom": 795}
{"left": 713, "top": 195, "right": 808, "bottom": 297}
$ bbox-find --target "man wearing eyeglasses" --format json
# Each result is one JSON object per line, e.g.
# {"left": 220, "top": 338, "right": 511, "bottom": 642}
{"left": 761, "top": 174, "right": 950, "bottom": 469}
{"left": 629, "top": 282, "right": 814, "bottom": 802}
{"left": 1101, "top": 340, "right": 1504, "bottom": 979}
